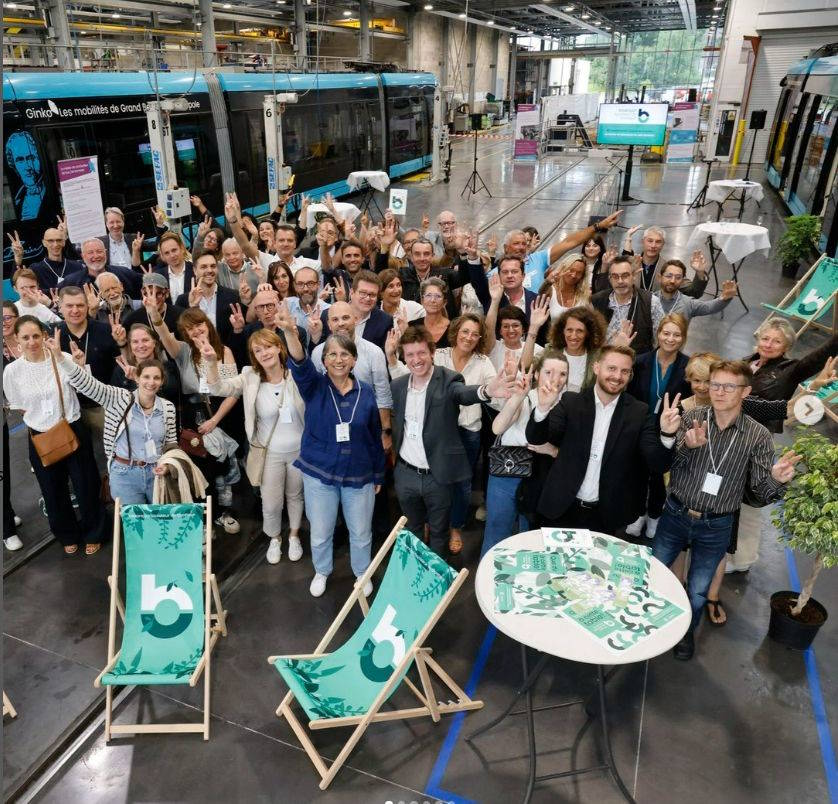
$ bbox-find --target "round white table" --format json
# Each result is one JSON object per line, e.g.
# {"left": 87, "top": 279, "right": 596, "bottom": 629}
{"left": 304, "top": 201, "right": 361, "bottom": 230}
{"left": 685, "top": 221, "right": 770, "bottom": 311}
{"left": 347, "top": 170, "right": 390, "bottom": 217}
{"left": 469, "top": 530, "right": 689, "bottom": 803}
{"left": 706, "top": 179, "right": 764, "bottom": 221}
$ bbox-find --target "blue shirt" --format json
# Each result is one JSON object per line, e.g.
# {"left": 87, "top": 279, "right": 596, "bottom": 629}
{"left": 113, "top": 399, "right": 166, "bottom": 461}
{"left": 524, "top": 249, "right": 550, "bottom": 292}
{"left": 289, "top": 356, "right": 386, "bottom": 488}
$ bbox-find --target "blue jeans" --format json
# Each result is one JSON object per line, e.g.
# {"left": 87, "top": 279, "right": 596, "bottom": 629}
{"left": 652, "top": 496, "right": 734, "bottom": 633}
{"left": 481, "top": 474, "right": 529, "bottom": 558}
{"left": 109, "top": 462, "right": 155, "bottom": 505}
{"left": 303, "top": 475, "right": 375, "bottom": 578}
{"left": 449, "top": 427, "right": 482, "bottom": 529}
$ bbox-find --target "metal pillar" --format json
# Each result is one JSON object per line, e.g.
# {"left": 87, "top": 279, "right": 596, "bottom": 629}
{"left": 509, "top": 35, "right": 518, "bottom": 106}
{"left": 294, "top": 0, "right": 308, "bottom": 69}
{"left": 467, "top": 23, "right": 478, "bottom": 109}
{"left": 606, "top": 33, "right": 618, "bottom": 102}
{"left": 43, "top": 0, "right": 75, "bottom": 70}
{"left": 489, "top": 29, "right": 500, "bottom": 98}
{"left": 405, "top": 9, "right": 416, "bottom": 70}
{"left": 440, "top": 17, "right": 451, "bottom": 88}
{"left": 264, "top": 94, "right": 297, "bottom": 212}
{"left": 359, "top": 0, "right": 371, "bottom": 62}
{"left": 198, "top": 0, "right": 216, "bottom": 68}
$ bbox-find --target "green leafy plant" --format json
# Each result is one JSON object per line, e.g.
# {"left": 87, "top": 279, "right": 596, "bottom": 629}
{"left": 772, "top": 430, "right": 838, "bottom": 616}
{"left": 776, "top": 214, "right": 822, "bottom": 269}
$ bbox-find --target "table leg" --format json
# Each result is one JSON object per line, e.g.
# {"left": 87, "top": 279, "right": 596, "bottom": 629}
{"left": 597, "top": 664, "right": 637, "bottom": 804}
{"left": 522, "top": 644, "right": 537, "bottom": 804}
{"left": 737, "top": 190, "right": 747, "bottom": 221}
{"left": 730, "top": 257, "right": 749, "bottom": 311}
{"left": 705, "top": 235, "right": 721, "bottom": 298}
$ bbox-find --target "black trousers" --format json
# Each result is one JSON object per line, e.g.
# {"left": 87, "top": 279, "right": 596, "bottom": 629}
{"left": 3, "top": 421, "right": 17, "bottom": 539}
{"left": 28, "top": 419, "right": 106, "bottom": 547}
{"left": 539, "top": 500, "right": 610, "bottom": 534}
{"left": 394, "top": 461, "right": 451, "bottom": 556}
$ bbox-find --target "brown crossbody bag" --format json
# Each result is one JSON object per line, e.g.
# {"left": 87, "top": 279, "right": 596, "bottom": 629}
{"left": 30, "top": 353, "right": 80, "bottom": 466}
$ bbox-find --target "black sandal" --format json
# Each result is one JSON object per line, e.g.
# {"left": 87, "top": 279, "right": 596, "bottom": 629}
{"left": 706, "top": 598, "right": 726, "bottom": 627}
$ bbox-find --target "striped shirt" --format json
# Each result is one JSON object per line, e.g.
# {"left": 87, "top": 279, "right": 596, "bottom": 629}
{"left": 667, "top": 405, "right": 784, "bottom": 514}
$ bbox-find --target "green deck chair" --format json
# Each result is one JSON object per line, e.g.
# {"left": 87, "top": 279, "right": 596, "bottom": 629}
{"left": 268, "top": 516, "right": 483, "bottom": 790}
{"left": 94, "top": 500, "right": 228, "bottom": 740}
{"left": 760, "top": 254, "right": 838, "bottom": 338}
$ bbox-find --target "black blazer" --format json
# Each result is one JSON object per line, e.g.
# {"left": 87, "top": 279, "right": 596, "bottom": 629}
{"left": 63, "top": 264, "right": 142, "bottom": 299}
{"left": 391, "top": 366, "right": 482, "bottom": 484}
{"left": 322, "top": 305, "right": 393, "bottom": 352}
{"left": 154, "top": 261, "right": 195, "bottom": 294}
{"left": 627, "top": 350, "right": 691, "bottom": 417}
{"left": 175, "top": 285, "right": 240, "bottom": 344}
{"left": 525, "top": 388, "right": 674, "bottom": 531}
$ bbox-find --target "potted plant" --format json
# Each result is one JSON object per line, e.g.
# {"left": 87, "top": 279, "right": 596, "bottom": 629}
{"left": 769, "top": 430, "right": 838, "bottom": 649}
{"left": 776, "top": 213, "right": 821, "bottom": 279}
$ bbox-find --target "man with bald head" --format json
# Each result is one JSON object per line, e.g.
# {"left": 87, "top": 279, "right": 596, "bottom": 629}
{"left": 426, "top": 210, "right": 458, "bottom": 258}
{"left": 29, "top": 227, "right": 83, "bottom": 289}
{"left": 64, "top": 238, "right": 141, "bottom": 298}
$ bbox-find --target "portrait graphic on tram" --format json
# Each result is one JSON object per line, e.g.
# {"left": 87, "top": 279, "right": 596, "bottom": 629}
{"left": 4, "top": 130, "right": 46, "bottom": 221}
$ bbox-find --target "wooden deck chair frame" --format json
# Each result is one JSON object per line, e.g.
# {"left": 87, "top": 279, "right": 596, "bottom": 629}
{"left": 268, "top": 515, "right": 483, "bottom": 790}
{"left": 3, "top": 691, "right": 17, "bottom": 719}
{"left": 758, "top": 254, "right": 838, "bottom": 338}
{"left": 94, "top": 498, "right": 228, "bottom": 741}
{"left": 794, "top": 381, "right": 838, "bottom": 425}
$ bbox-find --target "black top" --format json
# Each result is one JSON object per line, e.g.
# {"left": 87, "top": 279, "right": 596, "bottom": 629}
{"left": 58, "top": 320, "right": 119, "bottom": 408}
{"left": 30, "top": 257, "right": 85, "bottom": 290}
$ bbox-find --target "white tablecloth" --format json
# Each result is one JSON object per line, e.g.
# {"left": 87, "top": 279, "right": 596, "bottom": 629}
{"left": 686, "top": 221, "right": 770, "bottom": 265}
{"left": 304, "top": 202, "right": 361, "bottom": 229}
{"left": 347, "top": 170, "right": 391, "bottom": 192}
{"left": 474, "top": 530, "right": 690, "bottom": 666}
{"left": 706, "top": 179, "right": 765, "bottom": 205}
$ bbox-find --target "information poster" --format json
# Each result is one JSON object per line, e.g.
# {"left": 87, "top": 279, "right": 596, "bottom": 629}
{"left": 666, "top": 102, "right": 700, "bottom": 163}
{"left": 596, "top": 103, "right": 669, "bottom": 146}
{"left": 514, "top": 104, "right": 541, "bottom": 160}
{"left": 389, "top": 188, "right": 408, "bottom": 216}
{"left": 57, "top": 156, "right": 105, "bottom": 243}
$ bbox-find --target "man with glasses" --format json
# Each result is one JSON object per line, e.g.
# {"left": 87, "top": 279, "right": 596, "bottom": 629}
{"left": 286, "top": 266, "right": 330, "bottom": 345}
{"left": 655, "top": 257, "right": 733, "bottom": 322}
{"left": 426, "top": 210, "right": 459, "bottom": 258}
{"left": 28, "top": 227, "right": 84, "bottom": 289}
{"left": 653, "top": 359, "right": 801, "bottom": 660}
{"left": 228, "top": 286, "right": 307, "bottom": 367}
{"left": 321, "top": 270, "right": 392, "bottom": 351}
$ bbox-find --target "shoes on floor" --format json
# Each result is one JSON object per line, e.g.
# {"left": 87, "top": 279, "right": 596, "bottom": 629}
{"left": 310, "top": 573, "right": 328, "bottom": 597}
{"left": 357, "top": 577, "right": 373, "bottom": 598}
{"left": 673, "top": 631, "right": 695, "bottom": 661}
{"left": 287, "top": 536, "right": 303, "bottom": 562}
{"left": 13, "top": 515, "right": 22, "bottom": 527}
{"left": 4, "top": 535, "right": 23, "bottom": 551}
{"left": 215, "top": 512, "right": 240, "bottom": 534}
{"left": 266, "top": 538, "right": 282, "bottom": 564}
{"left": 474, "top": 505, "right": 487, "bottom": 522}
{"left": 645, "top": 517, "right": 660, "bottom": 538}
{"left": 625, "top": 515, "right": 646, "bottom": 537}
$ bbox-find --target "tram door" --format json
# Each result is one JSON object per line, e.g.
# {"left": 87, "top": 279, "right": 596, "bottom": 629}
{"left": 713, "top": 105, "right": 739, "bottom": 161}
{"left": 352, "top": 102, "right": 383, "bottom": 172}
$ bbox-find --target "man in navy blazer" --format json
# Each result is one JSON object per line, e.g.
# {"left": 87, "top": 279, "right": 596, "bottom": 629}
{"left": 321, "top": 269, "right": 393, "bottom": 352}
{"left": 63, "top": 238, "right": 142, "bottom": 298}
{"left": 174, "top": 251, "right": 239, "bottom": 344}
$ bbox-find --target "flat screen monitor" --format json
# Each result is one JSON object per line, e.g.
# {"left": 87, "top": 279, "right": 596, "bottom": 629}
{"left": 596, "top": 103, "right": 669, "bottom": 146}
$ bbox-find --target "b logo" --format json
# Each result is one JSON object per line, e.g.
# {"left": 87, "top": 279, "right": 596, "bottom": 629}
{"left": 140, "top": 574, "right": 193, "bottom": 639}
{"left": 637, "top": 108, "right": 650, "bottom": 122}
{"left": 359, "top": 604, "right": 406, "bottom": 682}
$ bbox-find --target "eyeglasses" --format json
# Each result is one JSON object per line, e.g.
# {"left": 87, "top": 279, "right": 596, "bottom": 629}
{"left": 255, "top": 303, "right": 277, "bottom": 311}
{"left": 438, "top": 220, "right": 456, "bottom": 228}
{"left": 355, "top": 290, "right": 378, "bottom": 299}
{"left": 296, "top": 280, "right": 318, "bottom": 288}
{"left": 709, "top": 382, "right": 747, "bottom": 393}
{"left": 423, "top": 293, "right": 444, "bottom": 300}
{"left": 2, "top": 315, "right": 17, "bottom": 322}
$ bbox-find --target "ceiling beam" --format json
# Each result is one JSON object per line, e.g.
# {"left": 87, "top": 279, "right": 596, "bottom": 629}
{"left": 531, "top": 4, "right": 609, "bottom": 35}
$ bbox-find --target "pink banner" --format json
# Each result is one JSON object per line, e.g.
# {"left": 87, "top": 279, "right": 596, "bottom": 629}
{"left": 57, "top": 157, "right": 95, "bottom": 183}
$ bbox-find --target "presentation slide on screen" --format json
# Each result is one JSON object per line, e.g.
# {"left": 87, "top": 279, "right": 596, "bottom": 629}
{"left": 597, "top": 103, "right": 669, "bottom": 146}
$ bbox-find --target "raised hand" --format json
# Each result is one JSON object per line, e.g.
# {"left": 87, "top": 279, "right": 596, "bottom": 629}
{"left": 151, "top": 205, "right": 167, "bottom": 229}
{"left": 690, "top": 250, "right": 708, "bottom": 277}
{"left": 721, "top": 280, "right": 737, "bottom": 300}
{"left": 380, "top": 216, "right": 398, "bottom": 249}
{"left": 488, "top": 272, "right": 504, "bottom": 303}
{"left": 299, "top": 194, "right": 310, "bottom": 226}
{"left": 333, "top": 281, "right": 347, "bottom": 302}
{"left": 307, "top": 309, "right": 323, "bottom": 343}
{"left": 190, "top": 194, "right": 204, "bottom": 210}
{"left": 536, "top": 374, "right": 561, "bottom": 412}
{"left": 44, "top": 327, "right": 63, "bottom": 359}
{"left": 659, "top": 392, "right": 682, "bottom": 435}
{"left": 684, "top": 419, "right": 708, "bottom": 449}
{"left": 421, "top": 213, "right": 430, "bottom": 232}
{"left": 48, "top": 287, "right": 61, "bottom": 308}
{"left": 273, "top": 300, "right": 296, "bottom": 333}
{"left": 360, "top": 211, "right": 370, "bottom": 230}
{"left": 394, "top": 308, "right": 408, "bottom": 336}
{"left": 464, "top": 229, "right": 480, "bottom": 260}
{"left": 83, "top": 283, "right": 101, "bottom": 316}
{"left": 384, "top": 327, "right": 401, "bottom": 366}
{"left": 224, "top": 192, "right": 241, "bottom": 223}
{"left": 229, "top": 302, "right": 245, "bottom": 334}
{"left": 132, "top": 231, "right": 145, "bottom": 253}
{"left": 502, "top": 349, "right": 520, "bottom": 380}
{"left": 486, "top": 230, "right": 498, "bottom": 256}
{"left": 56, "top": 214, "right": 68, "bottom": 235}
{"left": 7, "top": 230, "right": 23, "bottom": 264}
{"left": 528, "top": 232, "right": 541, "bottom": 253}
{"left": 771, "top": 450, "right": 802, "bottom": 484}
{"left": 141, "top": 285, "right": 158, "bottom": 312}
{"left": 599, "top": 209, "right": 624, "bottom": 231}
{"left": 243, "top": 217, "right": 258, "bottom": 237}
{"left": 486, "top": 369, "right": 516, "bottom": 400}
{"left": 514, "top": 366, "right": 533, "bottom": 396}
{"left": 115, "top": 356, "right": 138, "bottom": 382}
{"left": 529, "top": 294, "right": 551, "bottom": 331}
{"left": 323, "top": 192, "right": 338, "bottom": 217}
{"left": 69, "top": 339, "right": 85, "bottom": 368}
{"left": 602, "top": 245, "right": 618, "bottom": 270}
{"left": 195, "top": 334, "right": 218, "bottom": 362}
{"left": 811, "top": 355, "right": 837, "bottom": 392}
{"left": 625, "top": 224, "right": 642, "bottom": 242}
{"left": 612, "top": 319, "right": 636, "bottom": 348}
{"left": 108, "top": 312, "right": 127, "bottom": 346}
{"left": 239, "top": 278, "right": 254, "bottom": 306}
{"left": 452, "top": 228, "right": 468, "bottom": 253}
{"left": 197, "top": 214, "right": 211, "bottom": 238}
{"left": 187, "top": 277, "right": 202, "bottom": 308}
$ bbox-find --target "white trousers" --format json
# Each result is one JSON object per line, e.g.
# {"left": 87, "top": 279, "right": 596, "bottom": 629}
{"left": 261, "top": 450, "right": 304, "bottom": 539}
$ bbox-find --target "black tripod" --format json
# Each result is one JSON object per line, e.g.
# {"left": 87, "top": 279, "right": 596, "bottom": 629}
{"left": 461, "top": 129, "right": 491, "bottom": 198}
{"left": 687, "top": 158, "right": 716, "bottom": 211}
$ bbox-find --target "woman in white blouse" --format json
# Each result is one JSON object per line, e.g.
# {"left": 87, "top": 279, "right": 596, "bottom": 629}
{"left": 543, "top": 252, "right": 591, "bottom": 322}
{"left": 4, "top": 316, "right": 106, "bottom": 555}
{"left": 203, "top": 328, "right": 306, "bottom": 566}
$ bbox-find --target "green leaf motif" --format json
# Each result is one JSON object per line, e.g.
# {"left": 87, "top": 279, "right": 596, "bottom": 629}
{"left": 130, "top": 647, "right": 143, "bottom": 670}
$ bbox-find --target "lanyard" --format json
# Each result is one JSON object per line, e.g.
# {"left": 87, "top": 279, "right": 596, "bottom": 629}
{"left": 706, "top": 410, "right": 737, "bottom": 474}
{"left": 653, "top": 352, "right": 668, "bottom": 402}
{"left": 328, "top": 381, "right": 360, "bottom": 426}
{"left": 45, "top": 258, "right": 68, "bottom": 282}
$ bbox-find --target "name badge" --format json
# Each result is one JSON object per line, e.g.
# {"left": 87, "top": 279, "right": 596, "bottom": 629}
{"left": 198, "top": 377, "right": 210, "bottom": 394}
{"left": 279, "top": 404, "right": 293, "bottom": 424}
{"left": 702, "top": 472, "right": 723, "bottom": 496}
{"left": 43, "top": 404, "right": 55, "bottom": 420}
{"left": 145, "top": 439, "right": 158, "bottom": 459}
{"left": 406, "top": 420, "right": 420, "bottom": 440}
{"left": 335, "top": 423, "right": 350, "bottom": 442}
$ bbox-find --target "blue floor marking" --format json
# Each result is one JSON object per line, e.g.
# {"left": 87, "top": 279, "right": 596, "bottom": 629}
{"left": 424, "top": 625, "right": 498, "bottom": 804}
{"left": 785, "top": 547, "right": 838, "bottom": 803}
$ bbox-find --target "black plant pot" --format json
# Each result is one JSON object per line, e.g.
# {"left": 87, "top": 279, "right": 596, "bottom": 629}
{"left": 781, "top": 261, "right": 800, "bottom": 279}
{"left": 768, "top": 591, "right": 828, "bottom": 650}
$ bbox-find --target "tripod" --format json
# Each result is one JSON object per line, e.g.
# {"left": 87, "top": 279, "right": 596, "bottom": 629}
{"left": 687, "top": 158, "right": 716, "bottom": 211}
{"left": 461, "top": 129, "right": 491, "bottom": 198}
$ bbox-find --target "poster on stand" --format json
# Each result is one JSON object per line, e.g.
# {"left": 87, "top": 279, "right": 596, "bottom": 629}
{"left": 57, "top": 156, "right": 105, "bottom": 243}
{"left": 666, "top": 102, "right": 700, "bottom": 163}
{"left": 514, "top": 104, "right": 541, "bottom": 160}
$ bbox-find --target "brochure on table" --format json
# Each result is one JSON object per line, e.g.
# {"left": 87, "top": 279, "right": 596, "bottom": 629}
{"left": 492, "top": 528, "right": 684, "bottom": 654}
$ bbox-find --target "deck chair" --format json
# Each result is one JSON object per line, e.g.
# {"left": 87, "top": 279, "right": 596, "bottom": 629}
{"left": 3, "top": 691, "right": 17, "bottom": 719}
{"left": 796, "top": 377, "right": 838, "bottom": 424}
{"left": 760, "top": 254, "right": 838, "bottom": 338}
{"left": 268, "top": 516, "right": 483, "bottom": 790}
{"left": 94, "top": 500, "right": 227, "bottom": 741}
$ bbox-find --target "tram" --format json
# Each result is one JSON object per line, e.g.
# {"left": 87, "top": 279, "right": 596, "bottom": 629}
{"left": 764, "top": 45, "right": 838, "bottom": 256}
{"left": 2, "top": 70, "right": 436, "bottom": 271}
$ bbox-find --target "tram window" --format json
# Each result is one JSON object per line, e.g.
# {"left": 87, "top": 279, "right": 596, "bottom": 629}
{"left": 821, "top": 170, "right": 838, "bottom": 254}
{"left": 388, "top": 96, "right": 426, "bottom": 164}
{"left": 772, "top": 89, "right": 805, "bottom": 174}
{"left": 786, "top": 95, "right": 818, "bottom": 186}
{"left": 171, "top": 114, "right": 222, "bottom": 214}
{"left": 794, "top": 97, "right": 837, "bottom": 212}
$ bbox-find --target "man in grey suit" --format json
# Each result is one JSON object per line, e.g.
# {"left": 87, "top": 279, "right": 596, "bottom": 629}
{"left": 391, "top": 326, "right": 513, "bottom": 556}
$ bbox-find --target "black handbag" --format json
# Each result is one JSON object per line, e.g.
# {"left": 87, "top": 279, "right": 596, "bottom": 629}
{"left": 488, "top": 438, "right": 533, "bottom": 478}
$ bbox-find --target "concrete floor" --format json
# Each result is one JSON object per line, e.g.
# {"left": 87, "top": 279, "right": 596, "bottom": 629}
{"left": 4, "top": 132, "right": 837, "bottom": 804}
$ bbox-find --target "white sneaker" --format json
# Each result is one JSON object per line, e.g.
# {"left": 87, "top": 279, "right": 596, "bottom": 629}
{"left": 13, "top": 515, "right": 22, "bottom": 527}
{"left": 625, "top": 515, "right": 646, "bottom": 537}
{"left": 215, "top": 512, "right": 240, "bottom": 534}
{"left": 358, "top": 577, "right": 373, "bottom": 597}
{"left": 266, "top": 538, "right": 282, "bottom": 564}
{"left": 645, "top": 517, "right": 660, "bottom": 539}
{"left": 4, "top": 535, "right": 23, "bottom": 551}
{"left": 310, "top": 573, "right": 328, "bottom": 597}
{"left": 475, "top": 505, "right": 487, "bottom": 522}
{"left": 287, "top": 536, "right": 303, "bottom": 562}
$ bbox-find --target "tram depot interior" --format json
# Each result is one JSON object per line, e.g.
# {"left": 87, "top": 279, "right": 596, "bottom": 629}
{"left": 2, "top": 0, "right": 838, "bottom": 801}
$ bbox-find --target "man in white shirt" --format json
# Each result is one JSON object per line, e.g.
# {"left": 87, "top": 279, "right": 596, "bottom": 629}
{"left": 174, "top": 252, "right": 239, "bottom": 342}
{"left": 217, "top": 238, "right": 262, "bottom": 295}
{"left": 12, "top": 267, "right": 61, "bottom": 324}
{"left": 273, "top": 223, "right": 319, "bottom": 275}
{"left": 100, "top": 207, "right": 133, "bottom": 268}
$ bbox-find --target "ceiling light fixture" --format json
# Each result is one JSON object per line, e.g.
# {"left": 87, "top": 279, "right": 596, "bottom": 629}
{"left": 593, "top": 19, "right": 601, "bottom": 25}
{"left": 458, "top": 12, "right": 466, "bottom": 17}
{"left": 424, "top": 3, "right": 433, "bottom": 7}
{"left": 223, "top": 2, "right": 231, "bottom": 7}
{"left": 581, "top": 12, "right": 590, "bottom": 18}
{"left": 487, "top": 19, "right": 494, "bottom": 25}
{"left": 343, "top": 9, "right": 351, "bottom": 14}
{"left": 112, "top": 11, "right": 120, "bottom": 16}
{"left": 562, "top": 4, "right": 575, "bottom": 9}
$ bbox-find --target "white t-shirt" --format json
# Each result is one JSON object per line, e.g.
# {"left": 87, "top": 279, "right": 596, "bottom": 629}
{"left": 399, "top": 377, "right": 430, "bottom": 469}
{"left": 565, "top": 352, "right": 588, "bottom": 393}
{"left": 255, "top": 382, "right": 303, "bottom": 454}
{"left": 14, "top": 300, "right": 61, "bottom": 325}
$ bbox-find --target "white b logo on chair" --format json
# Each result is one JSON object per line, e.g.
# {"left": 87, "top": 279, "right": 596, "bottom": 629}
{"left": 140, "top": 574, "right": 194, "bottom": 639}
{"left": 360, "top": 604, "right": 406, "bottom": 682}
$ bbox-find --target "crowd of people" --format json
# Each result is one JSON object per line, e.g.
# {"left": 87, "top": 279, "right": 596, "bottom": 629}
{"left": 4, "top": 193, "right": 837, "bottom": 660}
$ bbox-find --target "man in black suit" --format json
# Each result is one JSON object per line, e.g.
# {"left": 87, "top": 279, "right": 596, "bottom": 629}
{"left": 391, "top": 326, "right": 513, "bottom": 556}
{"left": 174, "top": 251, "right": 239, "bottom": 344}
{"left": 526, "top": 344, "right": 682, "bottom": 533}
{"left": 63, "top": 238, "right": 142, "bottom": 298}
{"left": 133, "top": 231, "right": 194, "bottom": 305}
{"left": 321, "top": 270, "right": 393, "bottom": 352}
